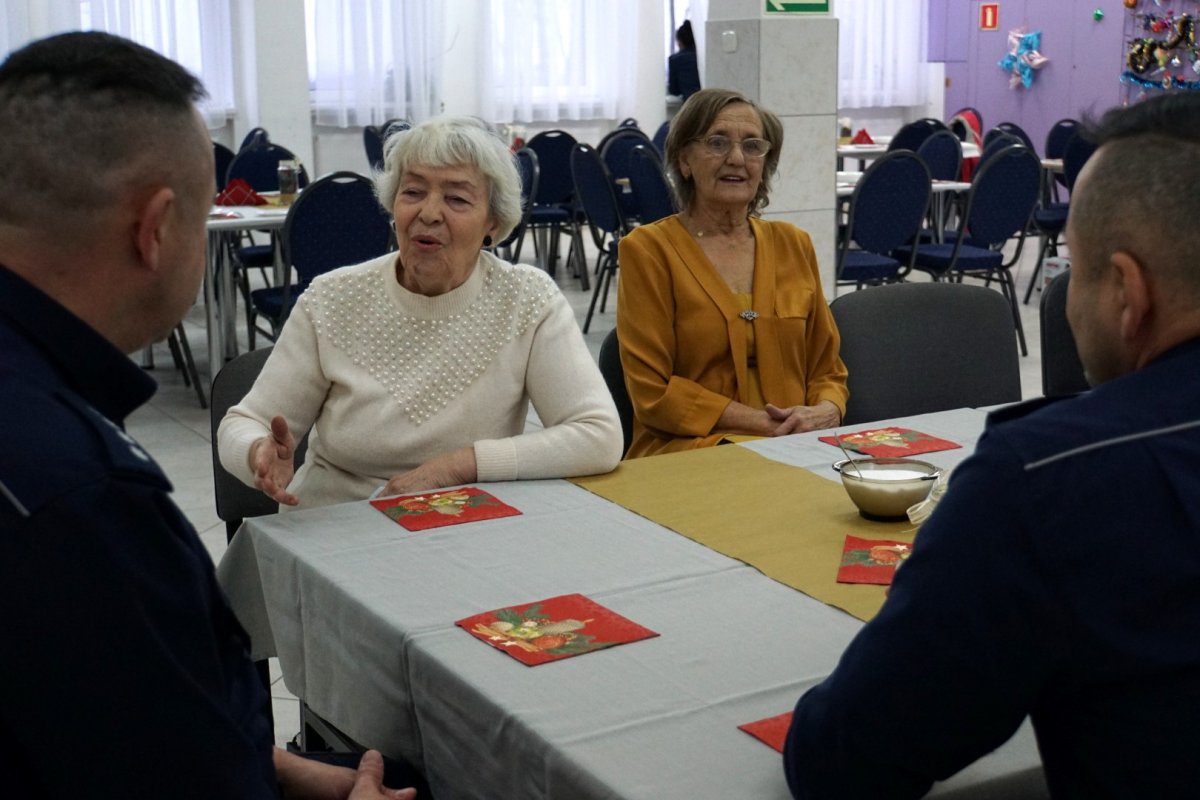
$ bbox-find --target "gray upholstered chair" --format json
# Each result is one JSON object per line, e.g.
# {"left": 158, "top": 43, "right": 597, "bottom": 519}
{"left": 209, "top": 346, "right": 308, "bottom": 543}
{"left": 598, "top": 328, "right": 633, "bottom": 457}
{"left": 830, "top": 282, "right": 1022, "bottom": 424}
{"left": 1039, "top": 270, "right": 1089, "bottom": 397}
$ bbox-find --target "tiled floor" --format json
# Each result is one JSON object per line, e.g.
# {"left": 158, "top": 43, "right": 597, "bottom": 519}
{"left": 127, "top": 234, "right": 1052, "bottom": 747}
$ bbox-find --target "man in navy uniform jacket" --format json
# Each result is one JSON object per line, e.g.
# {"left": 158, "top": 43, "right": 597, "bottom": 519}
{"left": 785, "top": 93, "right": 1200, "bottom": 798}
{"left": 0, "top": 32, "right": 413, "bottom": 799}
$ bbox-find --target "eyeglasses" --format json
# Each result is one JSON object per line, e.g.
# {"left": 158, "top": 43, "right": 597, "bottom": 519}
{"left": 692, "top": 135, "right": 772, "bottom": 159}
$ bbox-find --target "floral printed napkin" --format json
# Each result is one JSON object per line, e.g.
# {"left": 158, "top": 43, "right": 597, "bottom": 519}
{"left": 371, "top": 487, "right": 521, "bottom": 531}
{"left": 456, "top": 593, "right": 659, "bottom": 666}
{"left": 837, "top": 535, "right": 913, "bottom": 585}
{"left": 819, "top": 427, "right": 961, "bottom": 459}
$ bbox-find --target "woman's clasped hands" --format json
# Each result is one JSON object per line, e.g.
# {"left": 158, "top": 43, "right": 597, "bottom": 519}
{"left": 764, "top": 400, "right": 841, "bottom": 436}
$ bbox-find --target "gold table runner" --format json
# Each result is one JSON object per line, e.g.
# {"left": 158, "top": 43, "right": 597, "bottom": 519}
{"left": 572, "top": 446, "right": 917, "bottom": 622}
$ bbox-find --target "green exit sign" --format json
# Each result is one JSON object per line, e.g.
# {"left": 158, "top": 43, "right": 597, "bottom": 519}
{"left": 765, "top": 0, "right": 831, "bottom": 12}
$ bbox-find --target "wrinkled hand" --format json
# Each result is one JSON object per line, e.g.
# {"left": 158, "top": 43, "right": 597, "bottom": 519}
{"left": 274, "top": 748, "right": 416, "bottom": 800}
{"left": 765, "top": 401, "right": 841, "bottom": 437}
{"left": 349, "top": 751, "right": 417, "bottom": 800}
{"left": 380, "top": 447, "right": 478, "bottom": 498}
{"left": 250, "top": 415, "right": 299, "bottom": 506}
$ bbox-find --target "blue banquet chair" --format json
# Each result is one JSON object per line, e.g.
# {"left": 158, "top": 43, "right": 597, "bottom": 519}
{"left": 652, "top": 120, "right": 670, "bottom": 156}
{"left": 917, "top": 130, "right": 963, "bottom": 235}
{"left": 887, "top": 118, "right": 946, "bottom": 153}
{"left": 1021, "top": 131, "right": 1099, "bottom": 305}
{"left": 599, "top": 127, "right": 654, "bottom": 224}
{"left": 571, "top": 143, "right": 630, "bottom": 333}
{"left": 213, "top": 142, "right": 236, "bottom": 193}
{"left": 239, "top": 126, "right": 269, "bottom": 152}
{"left": 626, "top": 145, "right": 676, "bottom": 225}
{"left": 996, "top": 121, "right": 1038, "bottom": 155}
{"left": 1044, "top": 117, "right": 1081, "bottom": 200}
{"left": 249, "top": 171, "right": 393, "bottom": 341}
{"left": 362, "top": 125, "right": 385, "bottom": 172}
{"left": 495, "top": 147, "right": 539, "bottom": 264}
{"left": 916, "top": 130, "right": 962, "bottom": 182}
{"left": 524, "top": 129, "right": 588, "bottom": 289}
{"left": 836, "top": 150, "right": 931, "bottom": 292}
{"left": 894, "top": 144, "right": 1041, "bottom": 356}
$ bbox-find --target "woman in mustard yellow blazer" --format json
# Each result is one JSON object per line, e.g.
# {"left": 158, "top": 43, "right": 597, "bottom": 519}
{"left": 617, "top": 89, "right": 848, "bottom": 459}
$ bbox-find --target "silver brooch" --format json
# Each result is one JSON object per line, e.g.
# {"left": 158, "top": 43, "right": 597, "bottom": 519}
{"left": 739, "top": 310, "right": 759, "bottom": 322}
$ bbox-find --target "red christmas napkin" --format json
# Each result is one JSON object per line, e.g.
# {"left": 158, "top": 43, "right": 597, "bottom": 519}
{"left": 371, "top": 486, "right": 521, "bottom": 531}
{"left": 819, "top": 427, "right": 961, "bottom": 458}
{"left": 837, "top": 535, "right": 912, "bottom": 585}
{"left": 456, "top": 593, "right": 659, "bottom": 666}
{"left": 739, "top": 712, "right": 793, "bottom": 752}
{"left": 214, "top": 178, "right": 267, "bottom": 206}
{"left": 850, "top": 128, "right": 875, "bottom": 145}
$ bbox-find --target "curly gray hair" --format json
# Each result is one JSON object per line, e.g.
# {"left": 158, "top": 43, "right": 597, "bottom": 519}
{"left": 375, "top": 116, "right": 522, "bottom": 243}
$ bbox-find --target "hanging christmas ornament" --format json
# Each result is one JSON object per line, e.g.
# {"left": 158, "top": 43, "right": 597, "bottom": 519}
{"left": 1166, "top": 14, "right": 1195, "bottom": 49}
{"left": 1124, "top": 0, "right": 1137, "bottom": 8}
{"left": 1094, "top": 8, "right": 1105, "bottom": 21}
{"left": 1128, "top": 38, "right": 1157, "bottom": 73}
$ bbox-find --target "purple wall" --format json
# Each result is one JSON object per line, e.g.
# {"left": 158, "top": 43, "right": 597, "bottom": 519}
{"left": 935, "top": 0, "right": 1126, "bottom": 152}
{"left": 928, "top": 0, "right": 970, "bottom": 63}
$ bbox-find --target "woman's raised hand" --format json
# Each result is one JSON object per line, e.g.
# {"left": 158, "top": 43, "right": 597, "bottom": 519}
{"left": 250, "top": 415, "right": 300, "bottom": 506}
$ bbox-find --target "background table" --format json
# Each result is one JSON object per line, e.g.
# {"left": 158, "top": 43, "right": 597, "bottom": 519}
{"left": 836, "top": 172, "right": 971, "bottom": 242}
{"left": 204, "top": 206, "right": 289, "bottom": 384}
{"left": 219, "top": 409, "right": 1047, "bottom": 799}
{"left": 838, "top": 140, "right": 982, "bottom": 162}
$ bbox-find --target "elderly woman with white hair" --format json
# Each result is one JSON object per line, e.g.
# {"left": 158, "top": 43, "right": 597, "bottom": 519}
{"left": 218, "top": 116, "right": 622, "bottom": 510}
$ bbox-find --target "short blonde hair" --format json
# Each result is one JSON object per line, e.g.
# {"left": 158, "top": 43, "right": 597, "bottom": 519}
{"left": 664, "top": 88, "right": 783, "bottom": 215}
{"left": 375, "top": 116, "right": 522, "bottom": 242}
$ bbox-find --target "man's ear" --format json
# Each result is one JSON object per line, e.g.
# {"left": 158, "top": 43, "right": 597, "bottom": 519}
{"left": 1111, "top": 250, "right": 1150, "bottom": 343}
{"left": 133, "top": 187, "right": 177, "bottom": 273}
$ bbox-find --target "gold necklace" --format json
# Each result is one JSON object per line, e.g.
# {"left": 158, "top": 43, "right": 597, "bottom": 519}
{"left": 688, "top": 221, "right": 749, "bottom": 242}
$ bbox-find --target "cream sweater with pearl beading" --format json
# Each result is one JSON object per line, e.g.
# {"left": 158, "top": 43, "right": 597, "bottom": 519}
{"left": 218, "top": 251, "right": 622, "bottom": 510}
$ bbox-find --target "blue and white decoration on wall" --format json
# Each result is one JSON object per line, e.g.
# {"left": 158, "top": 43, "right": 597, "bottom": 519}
{"left": 998, "top": 28, "right": 1049, "bottom": 90}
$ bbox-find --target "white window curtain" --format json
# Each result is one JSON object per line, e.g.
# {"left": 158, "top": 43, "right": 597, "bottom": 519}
{"left": 483, "top": 0, "right": 637, "bottom": 123}
{"left": 305, "top": 0, "right": 443, "bottom": 128}
{"left": 836, "top": 0, "right": 928, "bottom": 109}
{"left": 1, "top": 4, "right": 32, "bottom": 56}
{"left": 76, "top": 0, "right": 236, "bottom": 128}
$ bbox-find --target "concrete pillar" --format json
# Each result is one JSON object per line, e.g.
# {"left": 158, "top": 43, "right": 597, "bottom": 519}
{"left": 232, "top": 0, "right": 314, "bottom": 173}
{"left": 705, "top": 2, "right": 838, "bottom": 294}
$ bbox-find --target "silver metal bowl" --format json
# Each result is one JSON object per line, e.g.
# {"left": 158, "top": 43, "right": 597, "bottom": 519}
{"left": 832, "top": 457, "right": 940, "bottom": 521}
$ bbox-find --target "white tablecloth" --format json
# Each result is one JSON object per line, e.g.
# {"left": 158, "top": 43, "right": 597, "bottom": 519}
{"left": 218, "top": 408, "right": 1046, "bottom": 799}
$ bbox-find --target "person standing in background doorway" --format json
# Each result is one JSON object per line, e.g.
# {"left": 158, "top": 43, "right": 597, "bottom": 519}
{"left": 668, "top": 20, "right": 701, "bottom": 102}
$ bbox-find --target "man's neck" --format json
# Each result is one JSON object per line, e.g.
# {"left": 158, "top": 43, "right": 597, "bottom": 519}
{"left": 0, "top": 241, "right": 138, "bottom": 354}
